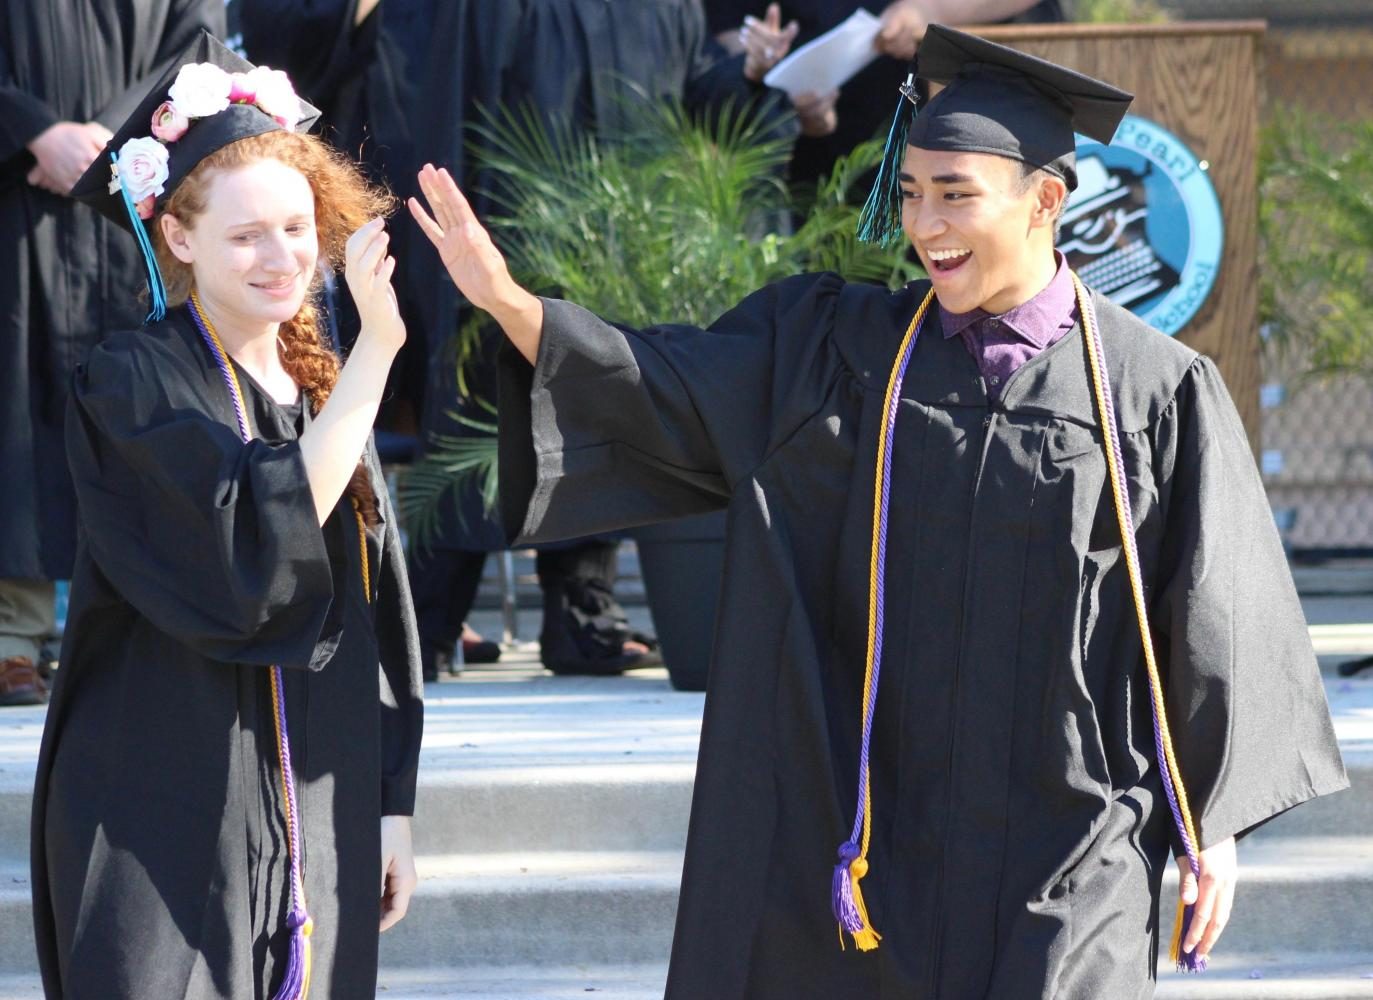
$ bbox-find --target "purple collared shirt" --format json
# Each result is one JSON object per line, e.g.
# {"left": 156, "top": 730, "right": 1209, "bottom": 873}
{"left": 938, "top": 251, "right": 1078, "bottom": 401}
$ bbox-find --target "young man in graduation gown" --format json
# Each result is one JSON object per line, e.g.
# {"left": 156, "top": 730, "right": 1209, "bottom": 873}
{"left": 410, "top": 26, "right": 1347, "bottom": 999}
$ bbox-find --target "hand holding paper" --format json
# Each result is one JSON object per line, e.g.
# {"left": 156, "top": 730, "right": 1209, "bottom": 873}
{"left": 763, "top": 10, "right": 882, "bottom": 101}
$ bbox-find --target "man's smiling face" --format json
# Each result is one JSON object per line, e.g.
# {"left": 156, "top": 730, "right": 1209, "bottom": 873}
{"left": 900, "top": 145, "right": 1065, "bottom": 315}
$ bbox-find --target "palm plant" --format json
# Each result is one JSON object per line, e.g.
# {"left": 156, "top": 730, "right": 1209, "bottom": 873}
{"left": 1259, "top": 110, "right": 1373, "bottom": 382}
{"left": 399, "top": 97, "right": 918, "bottom": 542}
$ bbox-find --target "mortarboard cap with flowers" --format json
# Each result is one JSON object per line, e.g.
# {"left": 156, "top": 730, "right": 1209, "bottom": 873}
{"left": 71, "top": 30, "right": 320, "bottom": 321}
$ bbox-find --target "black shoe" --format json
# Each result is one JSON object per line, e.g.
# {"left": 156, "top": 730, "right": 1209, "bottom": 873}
{"left": 420, "top": 642, "right": 459, "bottom": 682}
{"left": 1338, "top": 655, "right": 1373, "bottom": 678}
{"left": 461, "top": 635, "right": 502, "bottom": 665}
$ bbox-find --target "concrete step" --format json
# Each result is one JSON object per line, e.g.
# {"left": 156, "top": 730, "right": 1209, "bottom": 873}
{"left": 379, "top": 851, "right": 680, "bottom": 969}
{"left": 5, "top": 674, "right": 1369, "bottom": 868}
{"left": 10, "top": 835, "right": 1369, "bottom": 972}
{"left": 1156, "top": 954, "right": 1373, "bottom": 999}
{"left": 0, "top": 957, "right": 1370, "bottom": 1000}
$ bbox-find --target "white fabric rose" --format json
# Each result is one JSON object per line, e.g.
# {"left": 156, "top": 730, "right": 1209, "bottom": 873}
{"left": 242, "top": 67, "right": 301, "bottom": 129}
{"left": 114, "top": 136, "right": 170, "bottom": 204}
{"left": 167, "top": 62, "right": 232, "bottom": 119}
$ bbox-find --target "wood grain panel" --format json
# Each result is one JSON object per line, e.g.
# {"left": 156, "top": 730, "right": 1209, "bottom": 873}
{"left": 974, "top": 25, "right": 1265, "bottom": 448}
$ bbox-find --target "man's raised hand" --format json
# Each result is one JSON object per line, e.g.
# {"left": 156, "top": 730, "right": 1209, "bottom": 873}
{"left": 410, "top": 164, "right": 513, "bottom": 313}
{"left": 410, "top": 163, "right": 544, "bottom": 363}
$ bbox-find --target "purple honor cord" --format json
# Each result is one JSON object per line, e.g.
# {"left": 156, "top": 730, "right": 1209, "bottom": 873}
{"left": 187, "top": 295, "right": 316, "bottom": 998}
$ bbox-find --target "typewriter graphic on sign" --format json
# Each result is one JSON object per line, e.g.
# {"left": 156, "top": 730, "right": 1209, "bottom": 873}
{"left": 1059, "top": 154, "right": 1180, "bottom": 309}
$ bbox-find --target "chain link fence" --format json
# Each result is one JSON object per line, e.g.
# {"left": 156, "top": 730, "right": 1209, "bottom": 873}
{"left": 1162, "top": 0, "right": 1373, "bottom": 552}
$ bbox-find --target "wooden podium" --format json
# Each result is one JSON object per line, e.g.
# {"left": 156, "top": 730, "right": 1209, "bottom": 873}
{"left": 976, "top": 21, "right": 1267, "bottom": 447}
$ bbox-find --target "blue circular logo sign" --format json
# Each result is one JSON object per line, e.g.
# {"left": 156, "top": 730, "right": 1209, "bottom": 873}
{"left": 1061, "top": 114, "right": 1224, "bottom": 336}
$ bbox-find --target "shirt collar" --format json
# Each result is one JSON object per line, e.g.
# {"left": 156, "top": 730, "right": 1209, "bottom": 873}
{"left": 938, "top": 251, "right": 1075, "bottom": 346}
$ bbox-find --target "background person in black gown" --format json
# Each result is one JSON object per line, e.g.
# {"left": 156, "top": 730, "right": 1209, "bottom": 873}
{"left": 706, "top": 0, "right": 1069, "bottom": 194}
{"left": 0, "top": 0, "right": 224, "bottom": 704}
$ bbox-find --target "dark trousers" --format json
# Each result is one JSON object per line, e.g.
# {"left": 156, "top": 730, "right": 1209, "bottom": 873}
{"left": 406, "top": 539, "right": 642, "bottom": 672}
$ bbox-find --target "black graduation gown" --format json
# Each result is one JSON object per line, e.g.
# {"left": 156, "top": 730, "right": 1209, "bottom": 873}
{"left": 498, "top": 273, "right": 1348, "bottom": 999}
{"left": 0, "top": 0, "right": 224, "bottom": 581}
{"left": 31, "top": 311, "right": 424, "bottom": 999}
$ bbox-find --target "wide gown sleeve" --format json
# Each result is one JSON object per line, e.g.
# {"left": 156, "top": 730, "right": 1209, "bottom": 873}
{"left": 0, "top": 45, "right": 57, "bottom": 161}
{"left": 65, "top": 336, "right": 338, "bottom": 670}
{"left": 498, "top": 272, "right": 845, "bottom": 544}
{"left": 1151, "top": 357, "right": 1348, "bottom": 848}
{"left": 367, "top": 443, "right": 424, "bottom": 816}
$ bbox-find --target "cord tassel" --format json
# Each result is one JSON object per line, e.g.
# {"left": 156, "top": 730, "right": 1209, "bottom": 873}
{"left": 1169, "top": 896, "right": 1207, "bottom": 972}
{"left": 270, "top": 905, "right": 314, "bottom": 1000}
{"left": 832, "top": 843, "right": 881, "bottom": 951}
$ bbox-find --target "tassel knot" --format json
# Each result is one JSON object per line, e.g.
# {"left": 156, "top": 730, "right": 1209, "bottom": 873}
{"left": 270, "top": 904, "right": 314, "bottom": 1000}
{"left": 831, "top": 841, "right": 881, "bottom": 952}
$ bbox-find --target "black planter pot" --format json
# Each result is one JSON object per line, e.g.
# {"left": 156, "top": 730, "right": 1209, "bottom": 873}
{"left": 632, "top": 510, "right": 727, "bottom": 692}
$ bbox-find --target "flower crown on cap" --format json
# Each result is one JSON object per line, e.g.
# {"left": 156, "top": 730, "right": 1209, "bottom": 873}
{"left": 107, "top": 62, "right": 302, "bottom": 220}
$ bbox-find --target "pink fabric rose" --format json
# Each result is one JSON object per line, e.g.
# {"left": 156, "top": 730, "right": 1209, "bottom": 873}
{"left": 150, "top": 101, "right": 190, "bottom": 142}
{"left": 242, "top": 67, "right": 301, "bottom": 130}
{"left": 113, "top": 136, "right": 170, "bottom": 205}
{"left": 166, "top": 62, "right": 231, "bottom": 119}
{"left": 228, "top": 72, "right": 257, "bottom": 104}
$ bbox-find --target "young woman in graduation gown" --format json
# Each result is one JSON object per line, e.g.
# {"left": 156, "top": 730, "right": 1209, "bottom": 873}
{"left": 31, "top": 35, "right": 423, "bottom": 1000}
{"left": 409, "top": 25, "right": 1346, "bottom": 1000}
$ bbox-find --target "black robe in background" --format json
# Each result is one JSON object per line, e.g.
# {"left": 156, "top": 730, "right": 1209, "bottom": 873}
{"left": 31, "top": 310, "right": 424, "bottom": 998}
{"left": 499, "top": 274, "right": 1347, "bottom": 998}
{"left": 0, "top": 0, "right": 224, "bottom": 581}
{"left": 238, "top": 0, "right": 426, "bottom": 420}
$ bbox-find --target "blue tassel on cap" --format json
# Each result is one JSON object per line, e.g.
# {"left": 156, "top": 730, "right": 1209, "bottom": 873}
{"left": 856, "top": 73, "right": 920, "bottom": 247}
{"left": 111, "top": 152, "right": 169, "bottom": 324}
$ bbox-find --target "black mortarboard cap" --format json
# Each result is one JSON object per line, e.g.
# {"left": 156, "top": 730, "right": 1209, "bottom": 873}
{"left": 909, "top": 25, "right": 1133, "bottom": 188}
{"left": 858, "top": 25, "right": 1133, "bottom": 246}
{"left": 72, "top": 30, "right": 320, "bottom": 230}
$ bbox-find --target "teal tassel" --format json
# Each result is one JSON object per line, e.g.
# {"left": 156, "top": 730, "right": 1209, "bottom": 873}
{"left": 856, "top": 74, "right": 918, "bottom": 248}
{"left": 111, "top": 152, "right": 168, "bottom": 324}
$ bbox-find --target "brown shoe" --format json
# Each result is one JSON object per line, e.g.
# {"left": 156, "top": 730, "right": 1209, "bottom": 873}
{"left": 0, "top": 656, "right": 47, "bottom": 706}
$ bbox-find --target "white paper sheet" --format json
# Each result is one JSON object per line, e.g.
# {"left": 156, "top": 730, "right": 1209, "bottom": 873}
{"left": 762, "top": 9, "right": 883, "bottom": 100}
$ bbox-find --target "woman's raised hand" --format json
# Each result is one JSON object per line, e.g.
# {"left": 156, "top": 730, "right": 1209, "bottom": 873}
{"left": 344, "top": 217, "right": 406, "bottom": 352}
{"left": 410, "top": 164, "right": 519, "bottom": 314}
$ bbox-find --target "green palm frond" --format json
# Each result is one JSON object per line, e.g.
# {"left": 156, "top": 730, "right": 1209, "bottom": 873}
{"left": 398, "top": 425, "right": 499, "bottom": 552}
{"left": 402, "top": 92, "right": 920, "bottom": 545}
{"left": 1260, "top": 110, "right": 1373, "bottom": 382}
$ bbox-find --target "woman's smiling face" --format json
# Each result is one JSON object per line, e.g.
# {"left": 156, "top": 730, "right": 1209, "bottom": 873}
{"left": 160, "top": 157, "right": 318, "bottom": 328}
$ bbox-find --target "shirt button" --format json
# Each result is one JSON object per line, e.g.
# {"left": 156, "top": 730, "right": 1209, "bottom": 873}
{"left": 989, "top": 375, "right": 1001, "bottom": 386}
{"left": 987, "top": 318, "right": 1001, "bottom": 329}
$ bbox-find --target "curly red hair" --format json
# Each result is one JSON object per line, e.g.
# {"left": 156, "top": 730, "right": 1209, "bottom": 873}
{"left": 152, "top": 130, "right": 396, "bottom": 524}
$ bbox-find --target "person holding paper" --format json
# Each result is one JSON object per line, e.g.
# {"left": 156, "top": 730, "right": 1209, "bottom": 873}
{"left": 738, "top": 3, "right": 840, "bottom": 137}
{"left": 710, "top": 0, "right": 1068, "bottom": 191}
{"left": 410, "top": 24, "right": 1346, "bottom": 999}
